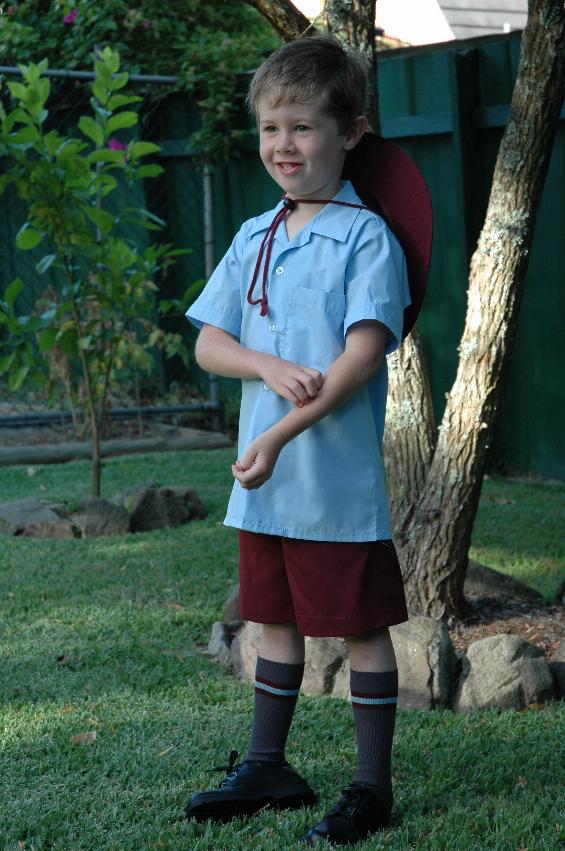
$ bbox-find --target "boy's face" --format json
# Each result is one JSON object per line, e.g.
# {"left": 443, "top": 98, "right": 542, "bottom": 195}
{"left": 257, "top": 98, "right": 365, "bottom": 201}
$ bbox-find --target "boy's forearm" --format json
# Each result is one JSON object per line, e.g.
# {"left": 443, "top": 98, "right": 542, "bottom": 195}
{"left": 268, "top": 347, "right": 382, "bottom": 447}
{"left": 195, "top": 325, "right": 269, "bottom": 379}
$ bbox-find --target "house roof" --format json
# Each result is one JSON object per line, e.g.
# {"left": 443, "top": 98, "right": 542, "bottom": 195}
{"left": 438, "top": 1, "right": 527, "bottom": 38}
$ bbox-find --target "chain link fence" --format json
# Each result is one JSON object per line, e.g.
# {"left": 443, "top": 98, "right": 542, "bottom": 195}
{"left": 0, "top": 64, "right": 222, "bottom": 447}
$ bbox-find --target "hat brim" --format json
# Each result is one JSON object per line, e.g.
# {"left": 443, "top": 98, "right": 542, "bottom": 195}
{"left": 343, "top": 133, "right": 433, "bottom": 339}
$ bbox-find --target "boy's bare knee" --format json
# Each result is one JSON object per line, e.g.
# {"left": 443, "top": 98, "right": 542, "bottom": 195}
{"left": 259, "top": 622, "right": 305, "bottom": 664}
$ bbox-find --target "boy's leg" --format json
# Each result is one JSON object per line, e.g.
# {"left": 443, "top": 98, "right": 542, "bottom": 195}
{"left": 302, "top": 627, "right": 398, "bottom": 846}
{"left": 186, "top": 621, "right": 315, "bottom": 822}
{"left": 247, "top": 622, "right": 306, "bottom": 762}
{"left": 345, "top": 627, "right": 398, "bottom": 806}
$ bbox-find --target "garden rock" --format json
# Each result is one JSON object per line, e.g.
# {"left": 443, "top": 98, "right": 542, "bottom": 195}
{"left": 21, "top": 518, "right": 76, "bottom": 539}
{"left": 223, "top": 583, "right": 242, "bottom": 625}
{"left": 464, "top": 560, "right": 544, "bottom": 604}
{"left": 549, "top": 639, "right": 565, "bottom": 699}
{"left": 331, "top": 615, "right": 455, "bottom": 709}
{"left": 453, "top": 633, "right": 555, "bottom": 712}
{"left": 127, "top": 486, "right": 207, "bottom": 532}
{"left": 206, "top": 622, "right": 233, "bottom": 666}
{"left": 0, "top": 498, "right": 72, "bottom": 537}
{"left": 79, "top": 497, "right": 130, "bottom": 538}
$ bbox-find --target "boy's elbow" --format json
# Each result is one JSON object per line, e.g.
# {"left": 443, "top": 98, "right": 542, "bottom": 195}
{"left": 195, "top": 328, "right": 212, "bottom": 371}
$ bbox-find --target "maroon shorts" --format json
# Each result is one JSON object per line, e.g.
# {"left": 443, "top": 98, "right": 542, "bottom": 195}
{"left": 237, "top": 530, "right": 409, "bottom": 637}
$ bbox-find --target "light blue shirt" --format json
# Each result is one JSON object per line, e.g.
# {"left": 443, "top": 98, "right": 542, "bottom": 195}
{"left": 186, "top": 181, "right": 411, "bottom": 541}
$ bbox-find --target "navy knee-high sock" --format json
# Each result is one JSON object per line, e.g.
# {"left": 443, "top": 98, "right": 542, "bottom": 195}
{"left": 246, "top": 656, "right": 304, "bottom": 763}
{"left": 350, "top": 668, "right": 399, "bottom": 808}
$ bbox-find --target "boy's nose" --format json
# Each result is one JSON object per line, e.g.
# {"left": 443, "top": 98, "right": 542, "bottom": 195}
{"left": 275, "top": 133, "right": 295, "bottom": 153}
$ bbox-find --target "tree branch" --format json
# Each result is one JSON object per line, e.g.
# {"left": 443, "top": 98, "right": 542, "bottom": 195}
{"left": 243, "top": 0, "right": 319, "bottom": 41}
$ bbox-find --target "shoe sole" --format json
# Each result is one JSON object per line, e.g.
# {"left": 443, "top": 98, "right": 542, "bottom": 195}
{"left": 186, "top": 791, "right": 317, "bottom": 823}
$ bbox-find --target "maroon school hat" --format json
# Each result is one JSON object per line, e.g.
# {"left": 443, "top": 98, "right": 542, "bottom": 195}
{"left": 342, "top": 132, "right": 433, "bottom": 339}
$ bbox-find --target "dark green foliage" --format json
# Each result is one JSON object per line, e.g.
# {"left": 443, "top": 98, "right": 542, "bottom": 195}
{"left": 0, "top": 0, "right": 281, "bottom": 162}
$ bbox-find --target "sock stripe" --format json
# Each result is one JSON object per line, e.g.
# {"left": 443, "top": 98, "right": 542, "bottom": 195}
{"left": 351, "top": 694, "right": 398, "bottom": 710}
{"left": 255, "top": 676, "right": 301, "bottom": 699}
{"left": 351, "top": 690, "right": 398, "bottom": 700}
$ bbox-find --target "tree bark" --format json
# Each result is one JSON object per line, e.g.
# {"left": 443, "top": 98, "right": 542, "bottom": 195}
{"left": 244, "top": 0, "right": 317, "bottom": 40}
{"left": 383, "top": 327, "right": 436, "bottom": 530}
{"left": 398, "top": 0, "right": 565, "bottom": 620}
{"left": 325, "top": 0, "right": 380, "bottom": 132}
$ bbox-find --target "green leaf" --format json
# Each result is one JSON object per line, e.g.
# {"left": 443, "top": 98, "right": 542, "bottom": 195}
{"left": 107, "top": 111, "right": 138, "bottom": 134}
{"left": 4, "top": 278, "right": 23, "bottom": 311}
{"left": 44, "top": 130, "right": 63, "bottom": 156}
{"left": 86, "top": 149, "right": 125, "bottom": 166}
{"left": 85, "top": 207, "right": 115, "bottom": 234}
{"left": 78, "top": 335, "right": 92, "bottom": 350}
{"left": 78, "top": 116, "right": 104, "bottom": 147}
{"left": 128, "top": 141, "right": 161, "bottom": 160}
{"left": 0, "top": 354, "right": 15, "bottom": 375}
{"left": 92, "top": 80, "right": 109, "bottom": 106}
{"left": 9, "top": 365, "right": 29, "bottom": 392}
{"left": 135, "top": 164, "right": 164, "bottom": 179}
{"left": 6, "top": 81, "right": 29, "bottom": 102}
{"left": 36, "top": 254, "right": 57, "bottom": 275}
{"left": 15, "top": 224, "right": 43, "bottom": 250}
{"left": 107, "top": 93, "right": 142, "bottom": 110}
{"left": 8, "top": 125, "right": 40, "bottom": 145}
{"left": 109, "top": 72, "right": 129, "bottom": 92}
{"left": 38, "top": 328, "right": 58, "bottom": 353}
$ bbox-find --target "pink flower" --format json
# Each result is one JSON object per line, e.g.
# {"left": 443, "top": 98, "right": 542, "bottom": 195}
{"left": 141, "top": 19, "right": 151, "bottom": 29}
{"left": 108, "top": 138, "right": 128, "bottom": 151}
{"left": 63, "top": 9, "right": 78, "bottom": 25}
{"left": 7, "top": 5, "right": 17, "bottom": 14}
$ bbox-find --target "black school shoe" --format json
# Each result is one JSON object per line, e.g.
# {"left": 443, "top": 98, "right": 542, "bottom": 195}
{"left": 301, "top": 783, "right": 392, "bottom": 846}
{"left": 185, "top": 750, "right": 317, "bottom": 823}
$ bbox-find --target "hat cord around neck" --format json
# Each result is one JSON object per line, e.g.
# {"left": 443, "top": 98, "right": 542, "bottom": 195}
{"left": 246, "top": 195, "right": 370, "bottom": 317}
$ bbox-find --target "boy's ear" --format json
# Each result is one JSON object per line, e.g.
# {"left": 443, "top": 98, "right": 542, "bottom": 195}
{"left": 343, "top": 115, "right": 369, "bottom": 151}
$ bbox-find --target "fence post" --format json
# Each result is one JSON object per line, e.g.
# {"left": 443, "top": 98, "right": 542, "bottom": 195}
{"left": 203, "top": 163, "right": 221, "bottom": 431}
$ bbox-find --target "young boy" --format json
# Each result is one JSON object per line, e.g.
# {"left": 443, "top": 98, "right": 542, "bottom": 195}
{"left": 184, "top": 36, "right": 411, "bottom": 847}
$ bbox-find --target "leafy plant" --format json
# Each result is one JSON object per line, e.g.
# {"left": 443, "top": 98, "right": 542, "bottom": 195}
{"left": 0, "top": 48, "right": 190, "bottom": 495}
{"left": 0, "top": 0, "right": 280, "bottom": 163}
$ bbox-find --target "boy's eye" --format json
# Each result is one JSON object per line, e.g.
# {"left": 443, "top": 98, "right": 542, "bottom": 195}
{"left": 262, "top": 125, "right": 277, "bottom": 133}
{"left": 295, "top": 124, "right": 310, "bottom": 132}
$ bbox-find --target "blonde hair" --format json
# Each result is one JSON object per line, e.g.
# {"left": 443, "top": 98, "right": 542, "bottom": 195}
{"left": 247, "top": 36, "right": 368, "bottom": 133}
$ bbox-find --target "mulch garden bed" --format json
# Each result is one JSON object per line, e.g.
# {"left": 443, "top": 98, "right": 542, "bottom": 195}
{"left": 448, "top": 596, "right": 564, "bottom": 662}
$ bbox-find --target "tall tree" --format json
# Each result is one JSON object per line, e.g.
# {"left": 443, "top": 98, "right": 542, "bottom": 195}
{"left": 244, "top": 0, "right": 565, "bottom": 620}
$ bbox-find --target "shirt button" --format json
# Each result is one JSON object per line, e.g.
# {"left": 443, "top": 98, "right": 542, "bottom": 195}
{"left": 268, "top": 324, "right": 276, "bottom": 332}
{"left": 263, "top": 384, "right": 271, "bottom": 391}
{"left": 275, "top": 266, "right": 284, "bottom": 276}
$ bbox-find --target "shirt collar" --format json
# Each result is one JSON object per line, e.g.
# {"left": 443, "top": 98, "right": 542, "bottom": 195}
{"left": 246, "top": 180, "right": 366, "bottom": 245}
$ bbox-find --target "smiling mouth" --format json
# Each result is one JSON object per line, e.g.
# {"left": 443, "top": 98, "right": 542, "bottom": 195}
{"left": 277, "top": 162, "right": 302, "bottom": 175}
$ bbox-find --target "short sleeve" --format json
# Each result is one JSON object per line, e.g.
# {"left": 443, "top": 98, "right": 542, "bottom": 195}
{"left": 185, "top": 229, "right": 244, "bottom": 340}
{"left": 344, "top": 218, "right": 412, "bottom": 355}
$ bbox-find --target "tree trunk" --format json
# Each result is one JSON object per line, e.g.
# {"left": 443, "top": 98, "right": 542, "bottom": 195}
{"left": 397, "top": 0, "right": 565, "bottom": 620}
{"left": 325, "top": 0, "right": 380, "bottom": 132}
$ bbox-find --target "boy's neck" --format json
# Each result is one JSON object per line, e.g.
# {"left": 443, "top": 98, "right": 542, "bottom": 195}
{"left": 284, "top": 182, "right": 344, "bottom": 241}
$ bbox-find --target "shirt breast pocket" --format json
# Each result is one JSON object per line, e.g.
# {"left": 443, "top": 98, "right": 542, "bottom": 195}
{"left": 285, "top": 286, "right": 346, "bottom": 372}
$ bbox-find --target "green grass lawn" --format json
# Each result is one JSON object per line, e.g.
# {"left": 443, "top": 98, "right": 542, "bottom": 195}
{"left": 0, "top": 449, "right": 563, "bottom": 850}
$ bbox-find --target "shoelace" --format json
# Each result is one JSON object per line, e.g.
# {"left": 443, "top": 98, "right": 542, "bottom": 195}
{"left": 330, "top": 783, "right": 374, "bottom": 816}
{"left": 208, "top": 749, "right": 241, "bottom": 786}
{"left": 246, "top": 196, "right": 370, "bottom": 317}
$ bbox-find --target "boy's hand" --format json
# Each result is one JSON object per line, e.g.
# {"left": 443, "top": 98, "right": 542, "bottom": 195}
{"left": 232, "top": 431, "right": 283, "bottom": 490}
{"left": 259, "top": 355, "right": 324, "bottom": 407}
